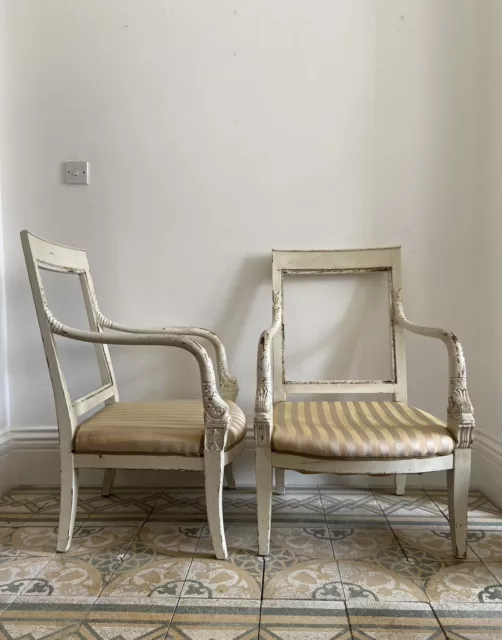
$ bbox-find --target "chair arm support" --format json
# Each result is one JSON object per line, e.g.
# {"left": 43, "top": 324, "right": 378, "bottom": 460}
{"left": 95, "top": 313, "right": 239, "bottom": 402}
{"left": 48, "top": 316, "right": 230, "bottom": 452}
{"left": 393, "top": 289, "right": 474, "bottom": 447}
{"left": 254, "top": 292, "right": 282, "bottom": 447}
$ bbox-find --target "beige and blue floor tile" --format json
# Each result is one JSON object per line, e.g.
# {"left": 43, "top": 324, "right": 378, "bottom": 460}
{"left": 25, "top": 487, "right": 104, "bottom": 526}
{"left": 263, "top": 558, "right": 343, "bottom": 600}
{"left": 181, "top": 554, "right": 264, "bottom": 599}
{"left": 321, "top": 490, "right": 388, "bottom": 527}
{"left": 347, "top": 601, "right": 446, "bottom": 639}
{"left": 85, "top": 491, "right": 160, "bottom": 525}
{"left": 102, "top": 556, "right": 191, "bottom": 598}
{"left": 373, "top": 490, "right": 449, "bottom": 528}
{"left": 0, "top": 491, "right": 55, "bottom": 526}
{"left": 167, "top": 598, "right": 260, "bottom": 639}
{"left": 73, "top": 596, "right": 178, "bottom": 640}
{"left": 151, "top": 489, "right": 259, "bottom": 523}
{"left": 468, "top": 531, "right": 502, "bottom": 562}
{"left": 272, "top": 491, "right": 325, "bottom": 526}
{"left": 428, "top": 491, "right": 502, "bottom": 530}
{"left": 328, "top": 527, "right": 405, "bottom": 562}
{"left": 136, "top": 522, "right": 203, "bottom": 557}
{"left": 259, "top": 599, "right": 351, "bottom": 639}
{"left": 0, "top": 596, "right": 95, "bottom": 639}
{"left": 426, "top": 562, "right": 502, "bottom": 604}
{"left": 432, "top": 602, "right": 502, "bottom": 639}
{"left": 0, "top": 556, "right": 54, "bottom": 596}
{"left": 393, "top": 528, "right": 477, "bottom": 564}
{"left": 338, "top": 559, "right": 428, "bottom": 602}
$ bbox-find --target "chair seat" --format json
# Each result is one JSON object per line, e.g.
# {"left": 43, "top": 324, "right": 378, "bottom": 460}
{"left": 272, "top": 401, "right": 454, "bottom": 459}
{"left": 74, "top": 400, "right": 246, "bottom": 456}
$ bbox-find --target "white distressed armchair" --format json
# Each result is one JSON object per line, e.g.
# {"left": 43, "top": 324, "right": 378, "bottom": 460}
{"left": 22, "top": 230, "right": 246, "bottom": 560}
{"left": 255, "top": 248, "right": 474, "bottom": 559}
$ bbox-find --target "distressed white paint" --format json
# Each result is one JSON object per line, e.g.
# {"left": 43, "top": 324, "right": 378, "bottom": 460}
{"left": 22, "top": 231, "right": 242, "bottom": 559}
{"left": 255, "top": 248, "right": 473, "bottom": 559}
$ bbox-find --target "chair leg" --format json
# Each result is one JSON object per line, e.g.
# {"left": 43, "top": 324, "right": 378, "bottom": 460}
{"left": 102, "top": 469, "right": 116, "bottom": 497}
{"left": 275, "top": 468, "right": 285, "bottom": 495}
{"left": 224, "top": 463, "right": 236, "bottom": 490}
{"left": 57, "top": 460, "right": 79, "bottom": 553}
{"left": 256, "top": 447, "right": 273, "bottom": 556}
{"left": 395, "top": 474, "right": 406, "bottom": 496}
{"left": 204, "top": 451, "right": 228, "bottom": 560}
{"left": 447, "top": 448, "right": 471, "bottom": 559}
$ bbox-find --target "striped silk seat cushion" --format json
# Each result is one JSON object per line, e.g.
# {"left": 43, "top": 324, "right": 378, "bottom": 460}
{"left": 272, "top": 401, "right": 454, "bottom": 459}
{"left": 74, "top": 400, "right": 246, "bottom": 456}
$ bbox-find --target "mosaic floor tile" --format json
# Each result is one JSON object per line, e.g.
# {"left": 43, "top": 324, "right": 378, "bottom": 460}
{"left": 271, "top": 492, "right": 325, "bottom": 525}
{"left": 469, "top": 531, "right": 502, "bottom": 562}
{"left": 151, "top": 489, "right": 258, "bottom": 523}
{"left": 102, "top": 557, "right": 191, "bottom": 598}
{"left": 0, "top": 556, "right": 53, "bottom": 596}
{"left": 85, "top": 492, "right": 160, "bottom": 525}
{"left": 259, "top": 599, "right": 350, "bottom": 639}
{"left": 393, "top": 528, "right": 477, "bottom": 563}
{"left": 196, "top": 524, "right": 258, "bottom": 556}
{"left": 0, "top": 526, "right": 61, "bottom": 559}
{"left": 485, "top": 563, "right": 502, "bottom": 589}
{"left": 137, "top": 522, "right": 203, "bottom": 556}
{"left": 328, "top": 527, "right": 405, "bottom": 562}
{"left": 432, "top": 602, "right": 502, "bottom": 639}
{"left": 426, "top": 562, "right": 502, "bottom": 604}
{"left": 0, "top": 492, "right": 55, "bottom": 525}
{"left": 167, "top": 598, "right": 260, "bottom": 639}
{"left": 25, "top": 487, "right": 105, "bottom": 525}
{"left": 347, "top": 601, "right": 446, "bottom": 639}
{"left": 0, "top": 596, "right": 95, "bottom": 640}
{"left": 263, "top": 559, "right": 343, "bottom": 600}
{"left": 74, "top": 596, "right": 177, "bottom": 640}
{"left": 181, "top": 555, "right": 264, "bottom": 599}
{"left": 428, "top": 492, "right": 502, "bottom": 530}
{"left": 373, "top": 491, "right": 449, "bottom": 527}
{"left": 321, "top": 491, "right": 388, "bottom": 527}
{"left": 338, "top": 560, "right": 428, "bottom": 602}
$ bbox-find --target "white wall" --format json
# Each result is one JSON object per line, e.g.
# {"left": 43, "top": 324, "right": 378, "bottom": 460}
{"left": 0, "top": 0, "right": 497, "bottom": 489}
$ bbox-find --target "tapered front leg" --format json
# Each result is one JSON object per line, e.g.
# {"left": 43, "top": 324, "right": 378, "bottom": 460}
{"left": 257, "top": 446, "right": 273, "bottom": 556}
{"left": 447, "top": 448, "right": 471, "bottom": 559}
{"left": 205, "top": 451, "right": 228, "bottom": 560}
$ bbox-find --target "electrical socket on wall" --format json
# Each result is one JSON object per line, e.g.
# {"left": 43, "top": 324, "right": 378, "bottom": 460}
{"left": 64, "top": 161, "right": 89, "bottom": 185}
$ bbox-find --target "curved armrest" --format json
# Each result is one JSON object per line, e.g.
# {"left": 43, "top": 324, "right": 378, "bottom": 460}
{"left": 393, "top": 289, "right": 474, "bottom": 447}
{"left": 48, "top": 314, "right": 230, "bottom": 451}
{"left": 95, "top": 313, "right": 238, "bottom": 402}
{"left": 254, "top": 292, "right": 282, "bottom": 446}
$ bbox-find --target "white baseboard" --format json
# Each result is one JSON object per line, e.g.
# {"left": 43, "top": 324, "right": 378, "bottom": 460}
{"left": 1, "top": 426, "right": 501, "bottom": 500}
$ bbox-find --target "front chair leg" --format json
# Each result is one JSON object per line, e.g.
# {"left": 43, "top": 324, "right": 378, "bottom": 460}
{"left": 275, "top": 468, "right": 285, "bottom": 495}
{"left": 224, "top": 463, "right": 236, "bottom": 490}
{"left": 395, "top": 474, "right": 406, "bottom": 496}
{"left": 57, "top": 460, "right": 79, "bottom": 552}
{"left": 256, "top": 447, "right": 273, "bottom": 556}
{"left": 205, "top": 451, "right": 228, "bottom": 560}
{"left": 102, "top": 469, "right": 116, "bottom": 497}
{"left": 447, "top": 448, "right": 471, "bottom": 559}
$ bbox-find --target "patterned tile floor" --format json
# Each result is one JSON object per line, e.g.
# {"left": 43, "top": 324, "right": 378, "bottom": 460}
{"left": 0, "top": 486, "right": 499, "bottom": 638}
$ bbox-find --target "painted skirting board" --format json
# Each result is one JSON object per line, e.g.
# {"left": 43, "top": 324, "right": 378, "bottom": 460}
{"left": 1, "top": 426, "right": 501, "bottom": 505}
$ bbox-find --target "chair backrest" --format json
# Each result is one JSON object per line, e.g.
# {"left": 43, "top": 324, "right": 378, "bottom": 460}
{"left": 271, "top": 247, "right": 407, "bottom": 403}
{"left": 21, "top": 231, "right": 118, "bottom": 450}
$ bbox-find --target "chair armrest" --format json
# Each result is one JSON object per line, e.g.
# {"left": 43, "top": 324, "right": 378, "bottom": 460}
{"left": 393, "top": 289, "right": 474, "bottom": 447}
{"left": 254, "top": 292, "right": 282, "bottom": 446}
{"left": 95, "top": 313, "right": 239, "bottom": 402}
{"left": 48, "top": 314, "right": 230, "bottom": 451}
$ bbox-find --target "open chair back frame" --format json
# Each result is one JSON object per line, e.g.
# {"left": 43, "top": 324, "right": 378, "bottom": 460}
{"left": 255, "top": 248, "right": 474, "bottom": 559}
{"left": 22, "top": 230, "right": 245, "bottom": 560}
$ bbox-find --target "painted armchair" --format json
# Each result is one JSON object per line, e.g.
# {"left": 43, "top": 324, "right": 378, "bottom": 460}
{"left": 22, "top": 230, "right": 245, "bottom": 560}
{"left": 255, "top": 248, "right": 474, "bottom": 559}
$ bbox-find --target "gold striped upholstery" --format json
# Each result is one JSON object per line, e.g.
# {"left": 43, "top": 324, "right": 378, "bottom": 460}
{"left": 74, "top": 400, "right": 246, "bottom": 456}
{"left": 272, "top": 401, "right": 454, "bottom": 459}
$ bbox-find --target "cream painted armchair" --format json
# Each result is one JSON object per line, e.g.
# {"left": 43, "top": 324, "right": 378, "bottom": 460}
{"left": 255, "top": 248, "right": 474, "bottom": 559}
{"left": 22, "top": 230, "right": 245, "bottom": 560}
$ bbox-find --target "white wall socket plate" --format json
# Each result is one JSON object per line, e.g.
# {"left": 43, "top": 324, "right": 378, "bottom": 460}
{"left": 64, "top": 161, "right": 89, "bottom": 185}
